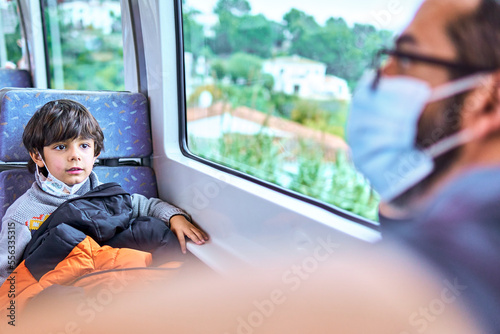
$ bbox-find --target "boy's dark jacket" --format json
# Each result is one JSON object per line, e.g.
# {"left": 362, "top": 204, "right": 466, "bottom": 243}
{"left": 0, "top": 183, "right": 182, "bottom": 312}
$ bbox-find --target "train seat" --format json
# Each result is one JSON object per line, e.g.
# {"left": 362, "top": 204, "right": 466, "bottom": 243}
{"left": 0, "top": 69, "right": 33, "bottom": 89}
{"left": 0, "top": 88, "right": 157, "bottom": 224}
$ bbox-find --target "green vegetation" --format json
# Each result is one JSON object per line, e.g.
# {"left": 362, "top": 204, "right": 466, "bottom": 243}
{"left": 190, "top": 132, "right": 379, "bottom": 221}
{"left": 4, "top": 28, "right": 22, "bottom": 66}
{"left": 2, "top": 1, "right": 23, "bottom": 66}
{"left": 290, "top": 99, "right": 349, "bottom": 138}
{"left": 185, "top": 0, "right": 390, "bottom": 221}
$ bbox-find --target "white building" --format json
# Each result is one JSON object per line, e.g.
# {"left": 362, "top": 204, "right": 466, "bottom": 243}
{"left": 263, "top": 55, "right": 350, "bottom": 100}
{"left": 323, "top": 74, "right": 351, "bottom": 100}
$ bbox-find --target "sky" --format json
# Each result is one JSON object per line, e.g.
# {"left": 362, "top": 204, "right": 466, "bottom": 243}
{"left": 186, "top": 0, "right": 425, "bottom": 33}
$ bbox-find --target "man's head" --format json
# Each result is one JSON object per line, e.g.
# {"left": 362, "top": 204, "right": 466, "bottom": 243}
{"left": 23, "top": 99, "right": 104, "bottom": 185}
{"left": 381, "top": 0, "right": 500, "bottom": 206}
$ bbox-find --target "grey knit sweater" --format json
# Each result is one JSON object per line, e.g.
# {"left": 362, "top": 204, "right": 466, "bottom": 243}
{"left": 0, "top": 171, "right": 189, "bottom": 285}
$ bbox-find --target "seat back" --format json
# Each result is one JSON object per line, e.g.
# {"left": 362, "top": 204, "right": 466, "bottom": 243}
{"left": 0, "top": 88, "right": 157, "bottom": 223}
{"left": 0, "top": 88, "right": 152, "bottom": 162}
{"left": 0, "top": 69, "right": 33, "bottom": 89}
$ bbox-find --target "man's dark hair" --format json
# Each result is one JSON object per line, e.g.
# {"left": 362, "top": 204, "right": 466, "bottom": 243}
{"left": 393, "top": 0, "right": 500, "bottom": 207}
{"left": 23, "top": 99, "right": 104, "bottom": 173}
{"left": 447, "top": 0, "right": 500, "bottom": 77}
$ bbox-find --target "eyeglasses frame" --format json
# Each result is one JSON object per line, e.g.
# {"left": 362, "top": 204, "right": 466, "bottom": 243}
{"left": 371, "top": 48, "right": 497, "bottom": 89}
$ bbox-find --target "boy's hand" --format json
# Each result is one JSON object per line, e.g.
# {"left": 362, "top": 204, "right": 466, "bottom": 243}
{"left": 169, "top": 215, "right": 209, "bottom": 254}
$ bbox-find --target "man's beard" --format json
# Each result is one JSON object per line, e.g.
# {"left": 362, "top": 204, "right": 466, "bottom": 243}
{"left": 390, "top": 93, "right": 466, "bottom": 209}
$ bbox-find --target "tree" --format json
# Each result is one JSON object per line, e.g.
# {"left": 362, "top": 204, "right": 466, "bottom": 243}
{"left": 210, "top": 12, "right": 280, "bottom": 57}
{"left": 214, "top": 0, "right": 251, "bottom": 16}
{"left": 285, "top": 9, "right": 393, "bottom": 88}
{"left": 210, "top": 58, "right": 226, "bottom": 80}
{"left": 3, "top": 2, "right": 22, "bottom": 65}
{"left": 283, "top": 8, "right": 320, "bottom": 42}
{"left": 182, "top": 7, "right": 205, "bottom": 59}
{"left": 230, "top": 14, "right": 274, "bottom": 58}
{"left": 5, "top": 24, "right": 22, "bottom": 65}
{"left": 225, "top": 52, "right": 262, "bottom": 84}
{"left": 270, "top": 21, "right": 286, "bottom": 50}
{"left": 209, "top": 10, "right": 237, "bottom": 55}
{"left": 210, "top": 0, "right": 285, "bottom": 57}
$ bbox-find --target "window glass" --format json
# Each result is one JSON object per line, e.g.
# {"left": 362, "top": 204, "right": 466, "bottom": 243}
{"left": 0, "top": 0, "right": 25, "bottom": 69}
{"left": 182, "top": 0, "right": 423, "bottom": 221}
{"left": 42, "top": 0, "right": 124, "bottom": 90}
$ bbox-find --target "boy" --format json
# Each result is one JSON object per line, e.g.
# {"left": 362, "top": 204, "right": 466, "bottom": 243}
{"left": 0, "top": 99, "right": 208, "bottom": 285}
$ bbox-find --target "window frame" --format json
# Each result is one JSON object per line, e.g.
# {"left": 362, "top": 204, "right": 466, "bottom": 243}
{"left": 173, "top": 0, "right": 379, "bottom": 231}
{"left": 39, "top": 0, "right": 50, "bottom": 88}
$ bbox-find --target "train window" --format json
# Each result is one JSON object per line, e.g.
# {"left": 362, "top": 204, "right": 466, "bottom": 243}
{"left": 0, "top": 0, "right": 25, "bottom": 69}
{"left": 181, "top": 0, "right": 421, "bottom": 221}
{"left": 42, "top": 0, "right": 124, "bottom": 90}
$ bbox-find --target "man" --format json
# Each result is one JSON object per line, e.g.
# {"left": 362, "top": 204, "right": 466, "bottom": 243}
{"left": 348, "top": 0, "right": 500, "bottom": 332}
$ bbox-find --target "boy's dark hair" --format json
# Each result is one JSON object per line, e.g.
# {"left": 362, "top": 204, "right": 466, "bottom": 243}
{"left": 23, "top": 99, "right": 104, "bottom": 173}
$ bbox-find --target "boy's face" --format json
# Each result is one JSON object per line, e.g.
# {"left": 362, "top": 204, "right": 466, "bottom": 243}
{"left": 30, "top": 137, "right": 97, "bottom": 186}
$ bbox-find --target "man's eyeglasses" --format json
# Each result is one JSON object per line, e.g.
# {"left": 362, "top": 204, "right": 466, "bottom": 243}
{"left": 371, "top": 48, "right": 496, "bottom": 89}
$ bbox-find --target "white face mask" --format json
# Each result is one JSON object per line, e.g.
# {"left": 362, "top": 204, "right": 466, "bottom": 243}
{"left": 36, "top": 156, "right": 88, "bottom": 196}
{"left": 347, "top": 70, "right": 487, "bottom": 202}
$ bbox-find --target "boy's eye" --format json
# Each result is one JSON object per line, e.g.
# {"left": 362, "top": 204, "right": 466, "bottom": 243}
{"left": 81, "top": 143, "right": 90, "bottom": 149}
{"left": 54, "top": 144, "right": 66, "bottom": 150}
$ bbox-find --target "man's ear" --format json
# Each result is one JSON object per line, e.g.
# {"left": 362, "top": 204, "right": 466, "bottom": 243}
{"left": 29, "top": 151, "right": 45, "bottom": 168}
{"left": 462, "top": 72, "right": 500, "bottom": 139}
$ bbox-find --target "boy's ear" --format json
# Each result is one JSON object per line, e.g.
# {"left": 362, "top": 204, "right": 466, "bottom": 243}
{"left": 29, "top": 151, "right": 45, "bottom": 168}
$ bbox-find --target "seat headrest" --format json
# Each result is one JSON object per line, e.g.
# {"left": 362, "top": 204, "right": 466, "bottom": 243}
{"left": 0, "top": 88, "right": 152, "bottom": 162}
{"left": 0, "top": 69, "right": 33, "bottom": 89}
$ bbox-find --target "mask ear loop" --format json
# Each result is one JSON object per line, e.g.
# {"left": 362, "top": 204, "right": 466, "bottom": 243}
{"left": 35, "top": 151, "right": 53, "bottom": 178}
{"left": 424, "top": 129, "right": 475, "bottom": 159}
{"left": 428, "top": 72, "right": 490, "bottom": 103}
{"left": 423, "top": 73, "right": 490, "bottom": 159}
{"left": 39, "top": 152, "right": 46, "bottom": 166}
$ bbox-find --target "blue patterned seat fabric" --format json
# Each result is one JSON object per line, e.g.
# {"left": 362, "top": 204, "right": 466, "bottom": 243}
{"left": 0, "top": 166, "right": 158, "bottom": 225}
{"left": 0, "top": 169, "right": 34, "bottom": 220}
{"left": 93, "top": 166, "right": 158, "bottom": 198}
{"left": 0, "top": 69, "right": 33, "bottom": 89}
{"left": 0, "top": 88, "right": 152, "bottom": 162}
